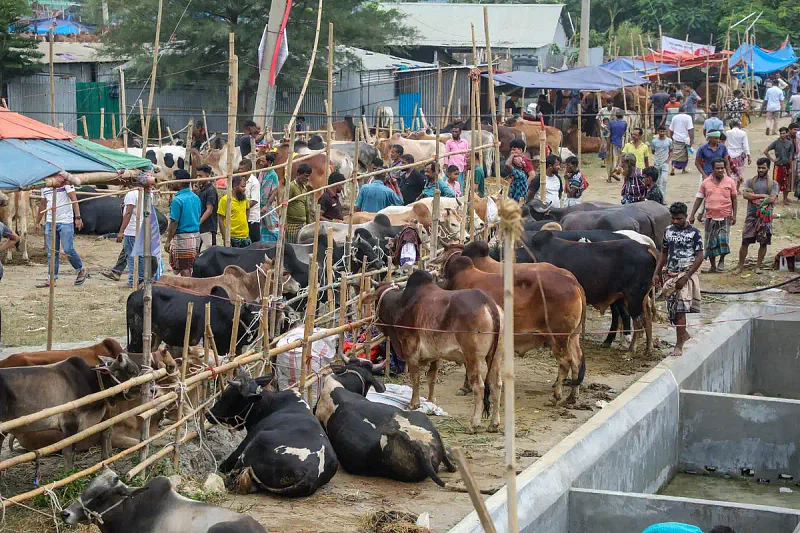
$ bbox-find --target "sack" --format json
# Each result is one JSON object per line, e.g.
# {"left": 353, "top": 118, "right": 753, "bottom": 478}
{"left": 276, "top": 326, "right": 337, "bottom": 404}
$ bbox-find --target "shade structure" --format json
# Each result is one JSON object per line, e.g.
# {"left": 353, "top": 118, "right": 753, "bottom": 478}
{"left": 25, "top": 19, "right": 94, "bottom": 35}
{"left": 72, "top": 138, "right": 153, "bottom": 171}
{"left": 486, "top": 66, "right": 649, "bottom": 91}
{"left": 729, "top": 43, "right": 797, "bottom": 75}
{"left": 0, "top": 107, "right": 73, "bottom": 140}
{"left": 601, "top": 58, "right": 679, "bottom": 77}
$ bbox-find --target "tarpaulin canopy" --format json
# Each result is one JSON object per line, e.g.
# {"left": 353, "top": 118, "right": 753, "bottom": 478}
{"left": 729, "top": 43, "right": 798, "bottom": 74}
{"left": 23, "top": 18, "right": 94, "bottom": 35}
{"left": 0, "top": 107, "right": 73, "bottom": 140}
{"left": 641, "top": 50, "right": 731, "bottom": 68}
{"left": 601, "top": 58, "right": 679, "bottom": 77}
{"left": 485, "top": 66, "right": 648, "bottom": 90}
{"left": 72, "top": 138, "right": 153, "bottom": 171}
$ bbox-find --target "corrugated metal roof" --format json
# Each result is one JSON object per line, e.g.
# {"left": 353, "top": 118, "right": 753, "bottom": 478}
{"left": 35, "top": 42, "right": 120, "bottom": 64}
{"left": 339, "top": 46, "right": 436, "bottom": 72}
{"left": 385, "top": 2, "right": 565, "bottom": 49}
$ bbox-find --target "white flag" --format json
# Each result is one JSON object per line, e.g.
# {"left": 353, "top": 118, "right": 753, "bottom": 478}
{"left": 274, "top": 28, "right": 289, "bottom": 80}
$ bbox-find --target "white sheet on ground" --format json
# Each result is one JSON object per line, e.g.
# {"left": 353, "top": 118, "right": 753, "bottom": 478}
{"left": 366, "top": 383, "right": 448, "bottom": 416}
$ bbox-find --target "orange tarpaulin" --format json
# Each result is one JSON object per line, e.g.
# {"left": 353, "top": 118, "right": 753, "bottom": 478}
{"left": 640, "top": 50, "right": 732, "bottom": 68}
{"left": 0, "top": 107, "right": 73, "bottom": 140}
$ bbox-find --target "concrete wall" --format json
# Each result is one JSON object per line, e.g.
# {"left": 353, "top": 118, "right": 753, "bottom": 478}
{"left": 568, "top": 488, "right": 800, "bottom": 533}
{"left": 680, "top": 390, "right": 800, "bottom": 480}
{"left": 750, "top": 316, "right": 800, "bottom": 398}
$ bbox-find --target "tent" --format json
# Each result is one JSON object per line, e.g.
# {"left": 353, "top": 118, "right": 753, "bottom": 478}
{"left": 24, "top": 18, "right": 94, "bottom": 35}
{"left": 72, "top": 138, "right": 152, "bottom": 171}
{"left": 601, "top": 58, "right": 679, "bottom": 77}
{"left": 485, "top": 65, "right": 648, "bottom": 91}
{"left": 728, "top": 43, "right": 796, "bottom": 74}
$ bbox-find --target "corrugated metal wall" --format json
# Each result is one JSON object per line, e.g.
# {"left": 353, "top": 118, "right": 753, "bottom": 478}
{"left": 273, "top": 86, "right": 326, "bottom": 132}
{"left": 399, "top": 67, "right": 471, "bottom": 127}
{"left": 6, "top": 74, "right": 78, "bottom": 133}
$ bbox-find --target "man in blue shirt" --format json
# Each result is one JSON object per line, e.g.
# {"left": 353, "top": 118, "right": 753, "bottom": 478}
{"left": 703, "top": 104, "right": 724, "bottom": 138}
{"left": 694, "top": 131, "right": 731, "bottom": 179}
{"left": 608, "top": 112, "right": 628, "bottom": 180}
{"left": 683, "top": 83, "right": 701, "bottom": 118}
{"left": 355, "top": 173, "right": 403, "bottom": 213}
{"left": 420, "top": 162, "right": 456, "bottom": 198}
{"left": 165, "top": 169, "right": 202, "bottom": 276}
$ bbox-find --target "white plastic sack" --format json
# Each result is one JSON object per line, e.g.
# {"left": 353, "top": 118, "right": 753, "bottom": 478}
{"left": 485, "top": 196, "right": 498, "bottom": 224}
{"left": 366, "top": 383, "right": 448, "bottom": 416}
{"left": 276, "top": 326, "right": 337, "bottom": 404}
{"left": 400, "top": 242, "right": 417, "bottom": 266}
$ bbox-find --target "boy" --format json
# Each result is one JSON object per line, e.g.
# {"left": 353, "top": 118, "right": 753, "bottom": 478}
{"left": 445, "top": 165, "right": 462, "bottom": 197}
{"left": 599, "top": 117, "right": 610, "bottom": 168}
{"left": 563, "top": 156, "right": 588, "bottom": 207}
{"left": 654, "top": 202, "right": 704, "bottom": 357}
{"left": 763, "top": 126, "right": 797, "bottom": 205}
{"left": 649, "top": 125, "right": 673, "bottom": 196}
{"left": 642, "top": 167, "right": 665, "bottom": 204}
{"left": 165, "top": 169, "right": 201, "bottom": 276}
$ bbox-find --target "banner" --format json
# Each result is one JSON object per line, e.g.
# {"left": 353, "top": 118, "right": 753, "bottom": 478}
{"left": 661, "top": 36, "right": 715, "bottom": 56}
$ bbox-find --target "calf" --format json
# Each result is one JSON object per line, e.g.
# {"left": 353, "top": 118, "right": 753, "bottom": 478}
{"left": 0, "top": 338, "right": 124, "bottom": 369}
{"left": 364, "top": 271, "right": 503, "bottom": 433}
{"left": 192, "top": 245, "right": 305, "bottom": 290}
{"left": 62, "top": 467, "right": 266, "bottom": 532}
{"left": 350, "top": 202, "right": 433, "bottom": 232}
{"left": 440, "top": 253, "right": 586, "bottom": 404}
{"left": 315, "top": 357, "right": 456, "bottom": 485}
{"left": 207, "top": 372, "right": 337, "bottom": 497}
{"left": 158, "top": 261, "right": 273, "bottom": 303}
{"left": 0, "top": 353, "right": 139, "bottom": 468}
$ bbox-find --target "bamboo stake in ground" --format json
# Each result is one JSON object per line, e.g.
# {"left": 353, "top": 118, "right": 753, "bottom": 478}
{"left": 539, "top": 131, "right": 547, "bottom": 203}
{"left": 138, "top": 100, "right": 145, "bottom": 140}
{"left": 225, "top": 32, "right": 237, "bottom": 247}
{"left": 326, "top": 227, "right": 335, "bottom": 327}
{"left": 327, "top": 21, "right": 334, "bottom": 148}
{"left": 202, "top": 109, "right": 210, "bottom": 145}
{"left": 156, "top": 108, "right": 163, "bottom": 146}
{"left": 452, "top": 448, "right": 497, "bottom": 533}
{"left": 112, "top": 114, "right": 117, "bottom": 140}
{"left": 300, "top": 210, "right": 322, "bottom": 402}
{"left": 483, "top": 6, "right": 502, "bottom": 191}
{"left": 337, "top": 269, "right": 348, "bottom": 359}
{"left": 228, "top": 297, "right": 243, "bottom": 360}
{"left": 270, "top": 129, "right": 296, "bottom": 336}
{"left": 100, "top": 108, "right": 106, "bottom": 140}
{"left": 172, "top": 301, "right": 194, "bottom": 470}
{"left": 119, "top": 69, "right": 128, "bottom": 148}
{"left": 346, "top": 128, "right": 360, "bottom": 272}
{"left": 82, "top": 116, "right": 89, "bottom": 138}
{"left": 445, "top": 70, "right": 458, "bottom": 126}
{"left": 46, "top": 183, "right": 57, "bottom": 349}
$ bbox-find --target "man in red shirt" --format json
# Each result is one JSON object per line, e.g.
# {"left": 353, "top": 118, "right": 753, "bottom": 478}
{"left": 689, "top": 158, "right": 738, "bottom": 272}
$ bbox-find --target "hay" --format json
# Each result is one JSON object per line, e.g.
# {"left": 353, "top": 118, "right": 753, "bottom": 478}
{"left": 358, "top": 509, "right": 431, "bottom": 533}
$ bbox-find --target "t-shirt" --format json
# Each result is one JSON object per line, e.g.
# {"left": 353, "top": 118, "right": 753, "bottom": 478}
{"left": 703, "top": 116, "right": 724, "bottom": 134}
{"left": 538, "top": 101, "right": 554, "bottom": 125}
{"left": 621, "top": 142, "right": 652, "bottom": 169}
{"left": 446, "top": 179, "right": 462, "bottom": 197}
{"left": 685, "top": 90, "right": 700, "bottom": 112}
{"left": 744, "top": 176, "right": 780, "bottom": 217}
{"left": 169, "top": 187, "right": 201, "bottom": 233}
{"left": 122, "top": 190, "right": 140, "bottom": 237}
{"left": 645, "top": 185, "right": 665, "bottom": 204}
{"left": 662, "top": 224, "right": 703, "bottom": 273}
{"left": 765, "top": 86, "right": 785, "bottom": 112}
{"left": 699, "top": 176, "right": 738, "bottom": 219}
{"left": 650, "top": 137, "right": 673, "bottom": 167}
{"left": 196, "top": 184, "right": 219, "bottom": 234}
{"left": 608, "top": 119, "right": 627, "bottom": 147}
{"left": 41, "top": 185, "right": 75, "bottom": 225}
{"left": 696, "top": 142, "right": 729, "bottom": 176}
{"left": 650, "top": 92, "right": 670, "bottom": 114}
{"left": 766, "top": 138, "right": 796, "bottom": 166}
{"left": 528, "top": 174, "right": 563, "bottom": 207}
{"left": 565, "top": 170, "right": 587, "bottom": 199}
{"left": 246, "top": 174, "right": 261, "bottom": 223}
{"left": 445, "top": 138, "right": 469, "bottom": 172}
{"left": 287, "top": 181, "right": 310, "bottom": 225}
{"left": 597, "top": 106, "right": 620, "bottom": 121}
{"left": 664, "top": 103, "right": 681, "bottom": 126}
{"left": 217, "top": 194, "right": 250, "bottom": 239}
{"left": 725, "top": 127, "right": 750, "bottom": 158}
{"left": 505, "top": 98, "right": 521, "bottom": 115}
{"left": 669, "top": 114, "right": 694, "bottom": 143}
{"left": 355, "top": 181, "right": 402, "bottom": 213}
{"left": 421, "top": 178, "right": 456, "bottom": 198}
{"left": 400, "top": 170, "right": 426, "bottom": 204}
{"left": 790, "top": 94, "right": 800, "bottom": 111}
{"left": 473, "top": 165, "right": 486, "bottom": 197}
{"left": 318, "top": 191, "right": 343, "bottom": 221}
{"left": 239, "top": 135, "right": 256, "bottom": 157}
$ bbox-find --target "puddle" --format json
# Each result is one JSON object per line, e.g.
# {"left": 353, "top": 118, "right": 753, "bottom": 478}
{"left": 661, "top": 473, "right": 800, "bottom": 510}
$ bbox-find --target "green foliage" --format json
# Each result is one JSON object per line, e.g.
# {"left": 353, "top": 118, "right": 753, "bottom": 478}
{"left": 32, "top": 469, "right": 92, "bottom": 509}
{"left": 0, "top": 0, "right": 44, "bottom": 87}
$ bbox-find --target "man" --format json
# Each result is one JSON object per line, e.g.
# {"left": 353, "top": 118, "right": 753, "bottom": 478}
{"left": 164, "top": 169, "right": 201, "bottom": 276}
{"left": 562, "top": 155, "right": 587, "bottom": 207}
{"left": 420, "top": 163, "right": 455, "bottom": 198}
{"left": 35, "top": 179, "right": 87, "bottom": 287}
{"left": 536, "top": 94, "right": 554, "bottom": 126}
{"left": 504, "top": 138, "right": 536, "bottom": 180}
{"left": 695, "top": 131, "right": 731, "bottom": 181}
{"left": 669, "top": 106, "right": 694, "bottom": 176}
{"left": 654, "top": 202, "right": 704, "bottom": 357}
{"left": 238, "top": 160, "right": 261, "bottom": 243}
{"left": 239, "top": 120, "right": 264, "bottom": 158}
{"left": 650, "top": 87, "right": 671, "bottom": 128}
{"left": 764, "top": 82, "right": 785, "bottom": 136}
{"left": 725, "top": 120, "right": 751, "bottom": 185}
{"left": 724, "top": 89, "right": 747, "bottom": 123}
{"left": 191, "top": 120, "right": 207, "bottom": 149}
{"left": 703, "top": 105, "right": 724, "bottom": 137}
{"left": 218, "top": 175, "right": 254, "bottom": 247}
{"left": 468, "top": 152, "right": 485, "bottom": 197}
{"left": 734, "top": 158, "right": 779, "bottom": 274}
{"left": 355, "top": 173, "right": 402, "bottom": 213}
{"left": 683, "top": 83, "right": 701, "bottom": 118}
{"left": 690, "top": 158, "right": 738, "bottom": 273}
{"left": 764, "top": 126, "right": 797, "bottom": 205}
{"left": 650, "top": 125, "right": 673, "bottom": 197}
{"left": 622, "top": 127, "right": 652, "bottom": 170}
{"left": 444, "top": 126, "right": 469, "bottom": 192}
{"left": 596, "top": 99, "right": 620, "bottom": 123}
{"left": 284, "top": 164, "right": 312, "bottom": 244}
{"left": 0, "top": 220, "right": 19, "bottom": 282}
{"left": 642, "top": 166, "right": 665, "bottom": 204}
{"left": 296, "top": 115, "right": 306, "bottom": 132}
{"left": 371, "top": 158, "right": 385, "bottom": 174}
{"left": 663, "top": 93, "right": 681, "bottom": 128}
{"left": 102, "top": 188, "right": 142, "bottom": 285}
{"left": 504, "top": 93, "right": 522, "bottom": 116}
{"left": 384, "top": 145, "right": 403, "bottom": 196}
{"left": 528, "top": 154, "right": 563, "bottom": 207}
{"left": 398, "top": 154, "right": 425, "bottom": 204}
{"left": 616, "top": 153, "right": 646, "bottom": 204}
{"left": 790, "top": 88, "right": 800, "bottom": 116}
{"left": 318, "top": 172, "right": 345, "bottom": 221}
{"left": 607, "top": 112, "right": 628, "bottom": 180}
{"left": 195, "top": 164, "right": 219, "bottom": 251}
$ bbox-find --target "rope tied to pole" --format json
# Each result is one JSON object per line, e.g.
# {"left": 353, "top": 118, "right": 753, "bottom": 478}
{"left": 496, "top": 198, "right": 523, "bottom": 242}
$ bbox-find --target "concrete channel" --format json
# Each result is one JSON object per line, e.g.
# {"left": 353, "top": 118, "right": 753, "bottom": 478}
{"left": 450, "top": 304, "right": 800, "bottom": 533}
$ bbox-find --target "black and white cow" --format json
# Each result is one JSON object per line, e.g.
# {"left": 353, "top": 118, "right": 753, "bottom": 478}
{"left": 206, "top": 372, "right": 338, "bottom": 497}
{"left": 75, "top": 186, "right": 167, "bottom": 236}
{"left": 62, "top": 467, "right": 266, "bottom": 532}
{"left": 315, "top": 357, "right": 456, "bottom": 486}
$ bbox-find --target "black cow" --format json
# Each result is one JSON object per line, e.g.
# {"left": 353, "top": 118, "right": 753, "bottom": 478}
{"left": 75, "top": 186, "right": 167, "bottom": 235}
{"left": 126, "top": 286, "right": 259, "bottom": 355}
{"left": 193, "top": 245, "right": 308, "bottom": 287}
{"left": 522, "top": 198, "right": 616, "bottom": 222}
{"left": 315, "top": 357, "right": 456, "bottom": 486}
{"left": 0, "top": 353, "right": 139, "bottom": 468}
{"left": 207, "top": 372, "right": 338, "bottom": 497}
{"left": 62, "top": 467, "right": 266, "bottom": 532}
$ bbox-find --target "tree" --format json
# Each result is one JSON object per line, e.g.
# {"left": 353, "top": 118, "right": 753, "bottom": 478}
{"left": 0, "top": 0, "right": 44, "bottom": 89}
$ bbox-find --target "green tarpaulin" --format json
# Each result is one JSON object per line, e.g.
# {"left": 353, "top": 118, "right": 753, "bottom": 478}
{"left": 72, "top": 138, "right": 153, "bottom": 171}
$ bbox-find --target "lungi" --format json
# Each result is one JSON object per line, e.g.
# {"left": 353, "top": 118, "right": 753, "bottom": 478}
{"left": 662, "top": 272, "right": 701, "bottom": 324}
{"left": 286, "top": 223, "right": 304, "bottom": 244}
{"left": 741, "top": 214, "right": 772, "bottom": 246}
{"left": 563, "top": 197, "right": 582, "bottom": 208}
{"left": 774, "top": 164, "right": 790, "bottom": 192}
{"left": 703, "top": 217, "right": 731, "bottom": 258}
{"left": 169, "top": 232, "right": 200, "bottom": 272}
{"left": 729, "top": 153, "right": 747, "bottom": 179}
{"left": 672, "top": 141, "right": 689, "bottom": 170}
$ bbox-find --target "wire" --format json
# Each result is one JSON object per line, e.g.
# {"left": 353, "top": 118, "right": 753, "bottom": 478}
{"left": 700, "top": 275, "right": 800, "bottom": 295}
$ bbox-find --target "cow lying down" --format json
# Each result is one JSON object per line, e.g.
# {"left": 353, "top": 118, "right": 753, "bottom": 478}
{"left": 315, "top": 357, "right": 456, "bottom": 486}
{"left": 62, "top": 467, "right": 266, "bottom": 532}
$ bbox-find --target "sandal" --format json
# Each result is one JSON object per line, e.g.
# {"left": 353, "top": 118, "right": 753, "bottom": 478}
{"left": 101, "top": 271, "right": 121, "bottom": 282}
{"left": 75, "top": 269, "right": 89, "bottom": 286}
{"left": 36, "top": 280, "right": 52, "bottom": 288}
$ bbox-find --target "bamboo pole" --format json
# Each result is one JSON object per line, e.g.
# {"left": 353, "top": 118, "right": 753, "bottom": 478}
{"left": 346, "top": 128, "right": 360, "bottom": 272}
{"left": 620, "top": 73, "right": 629, "bottom": 144}
{"left": 111, "top": 114, "right": 117, "bottom": 140}
{"left": 128, "top": 423, "right": 211, "bottom": 480}
{"left": 132, "top": 189, "right": 143, "bottom": 290}
{"left": 100, "top": 107, "right": 105, "bottom": 140}
{"left": 155, "top": 107, "right": 162, "bottom": 146}
{"left": 327, "top": 21, "right": 334, "bottom": 150}
{"left": 228, "top": 298, "right": 243, "bottom": 359}
{"left": 225, "top": 33, "right": 237, "bottom": 247}
{"left": 452, "top": 448, "right": 497, "bottom": 533}
{"left": 431, "top": 63, "right": 442, "bottom": 263}
{"left": 202, "top": 109, "right": 210, "bottom": 145}
{"left": 465, "top": 26, "right": 478, "bottom": 241}
{"left": 539, "top": 130, "right": 547, "bottom": 202}
{"left": 81, "top": 116, "right": 89, "bottom": 138}
{"left": 138, "top": 100, "right": 145, "bottom": 140}
{"left": 445, "top": 70, "right": 458, "bottom": 126}
{"left": 45, "top": 183, "right": 57, "bottom": 350}
{"left": 300, "top": 210, "right": 322, "bottom": 402}
{"left": 337, "top": 269, "right": 348, "bottom": 359}
{"left": 326, "top": 227, "right": 335, "bottom": 327}
{"left": 270, "top": 128, "right": 296, "bottom": 335}
{"left": 172, "top": 301, "right": 194, "bottom": 470}
{"left": 49, "top": 28, "right": 55, "bottom": 126}
{"left": 577, "top": 91, "right": 583, "bottom": 162}
{"left": 705, "top": 40, "right": 711, "bottom": 112}
{"left": 483, "top": 6, "right": 502, "bottom": 190}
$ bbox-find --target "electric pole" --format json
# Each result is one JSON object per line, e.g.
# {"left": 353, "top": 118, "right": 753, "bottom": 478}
{"left": 578, "top": 0, "right": 591, "bottom": 67}
{"left": 253, "top": 0, "right": 290, "bottom": 129}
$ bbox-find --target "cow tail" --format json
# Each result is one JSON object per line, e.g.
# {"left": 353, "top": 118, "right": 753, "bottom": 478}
{"left": 232, "top": 466, "right": 255, "bottom": 494}
{"left": 390, "top": 430, "right": 445, "bottom": 487}
{"left": 565, "top": 287, "right": 588, "bottom": 388}
{"left": 483, "top": 304, "right": 502, "bottom": 419}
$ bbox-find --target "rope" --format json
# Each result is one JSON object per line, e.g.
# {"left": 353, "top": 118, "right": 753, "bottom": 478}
{"left": 700, "top": 275, "right": 800, "bottom": 295}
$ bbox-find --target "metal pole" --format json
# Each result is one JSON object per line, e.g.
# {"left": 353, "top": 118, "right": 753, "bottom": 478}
{"left": 578, "top": 0, "right": 591, "bottom": 67}
{"left": 253, "top": 0, "right": 291, "bottom": 128}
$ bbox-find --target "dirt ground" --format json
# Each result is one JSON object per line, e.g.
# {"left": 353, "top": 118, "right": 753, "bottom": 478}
{"left": 0, "top": 115, "right": 799, "bottom": 532}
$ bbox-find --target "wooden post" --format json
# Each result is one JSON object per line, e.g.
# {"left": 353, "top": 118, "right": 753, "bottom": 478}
{"left": 260, "top": 273, "right": 271, "bottom": 372}
{"left": 138, "top": 100, "right": 145, "bottom": 141}
{"left": 100, "top": 107, "right": 105, "bottom": 140}
{"left": 483, "top": 6, "right": 502, "bottom": 189}
{"left": 81, "top": 116, "right": 89, "bottom": 138}
{"left": 49, "top": 28, "right": 55, "bottom": 126}
{"left": 202, "top": 109, "right": 210, "bottom": 145}
{"left": 577, "top": 92, "right": 582, "bottom": 162}
{"left": 337, "top": 269, "right": 348, "bottom": 359}
{"left": 111, "top": 114, "right": 117, "bottom": 140}
{"left": 639, "top": 36, "right": 651, "bottom": 134}
{"left": 327, "top": 22, "right": 334, "bottom": 149}
{"left": 225, "top": 33, "right": 237, "bottom": 247}
{"left": 270, "top": 128, "right": 296, "bottom": 334}
{"left": 620, "top": 73, "right": 629, "bottom": 144}
{"left": 399, "top": 116, "right": 404, "bottom": 133}
{"left": 228, "top": 298, "right": 242, "bottom": 360}
{"left": 452, "top": 448, "right": 498, "bottom": 533}
{"left": 705, "top": 47, "right": 711, "bottom": 113}
{"left": 326, "top": 227, "right": 335, "bottom": 327}
{"left": 539, "top": 131, "right": 547, "bottom": 202}
{"left": 166, "top": 126, "right": 175, "bottom": 145}
{"left": 346, "top": 128, "right": 360, "bottom": 273}
{"left": 45, "top": 184, "right": 57, "bottom": 349}
{"left": 204, "top": 302, "right": 212, "bottom": 398}
{"left": 133, "top": 189, "right": 143, "bottom": 290}
{"left": 430, "top": 187, "right": 441, "bottom": 263}
{"left": 156, "top": 108, "right": 163, "bottom": 147}
{"left": 172, "top": 301, "right": 194, "bottom": 470}
{"left": 411, "top": 103, "right": 419, "bottom": 131}
{"left": 300, "top": 210, "right": 322, "bottom": 401}
{"left": 445, "top": 70, "right": 458, "bottom": 126}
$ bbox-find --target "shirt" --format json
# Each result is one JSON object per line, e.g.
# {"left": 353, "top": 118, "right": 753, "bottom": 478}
{"left": 444, "top": 138, "right": 469, "bottom": 172}
{"left": 699, "top": 176, "right": 738, "bottom": 219}
{"left": 621, "top": 142, "right": 651, "bottom": 169}
{"left": 662, "top": 224, "right": 703, "bottom": 274}
{"left": 725, "top": 97, "right": 746, "bottom": 121}
{"left": 725, "top": 127, "right": 750, "bottom": 158}
{"left": 355, "top": 181, "right": 402, "bottom": 213}
{"left": 650, "top": 92, "right": 670, "bottom": 114}
{"left": 565, "top": 170, "right": 587, "bottom": 199}
{"left": 696, "top": 143, "right": 729, "bottom": 176}
{"left": 287, "top": 181, "right": 310, "bottom": 225}
{"left": 318, "top": 190, "right": 343, "bottom": 221}
{"left": 216, "top": 194, "right": 250, "bottom": 239}
{"left": 196, "top": 184, "right": 219, "bottom": 234}
{"left": 663, "top": 102, "right": 681, "bottom": 125}
{"left": 620, "top": 173, "right": 646, "bottom": 204}
{"left": 597, "top": 106, "right": 620, "bottom": 121}
{"left": 41, "top": 185, "right": 75, "bottom": 225}
{"left": 650, "top": 137, "right": 673, "bottom": 167}
{"left": 685, "top": 90, "right": 700, "bottom": 112}
{"left": 239, "top": 134, "right": 256, "bottom": 157}
{"left": 608, "top": 119, "right": 627, "bottom": 147}
{"left": 169, "top": 187, "right": 201, "bottom": 233}
{"left": 473, "top": 165, "right": 485, "bottom": 197}
{"left": 744, "top": 176, "right": 780, "bottom": 217}
{"left": 122, "top": 190, "right": 140, "bottom": 236}
{"left": 529, "top": 174, "right": 563, "bottom": 207}
{"left": 790, "top": 94, "right": 800, "bottom": 111}
{"left": 246, "top": 174, "right": 261, "bottom": 223}
{"left": 645, "top": 185, "right": 665, "bottom": 204}
{"left": 421, "top": 178, "right": 456, "bottom": 199}
{"left": 505, "top": 99, "right": 521, "bottom": 115}
{"left": 765, "top": 86, "right": 785, "bottom": 112}
{"left": 399, "top": 170, "right": 426, "bottom": 204}
{"left": 446, "top": 179, "right": 462, "bottom": 197}
{"left": 669, "top": 114, "right": 694, "bottom": 144}
{"left": 538, "top": 101, "right": 554, "bottom": 125}
{"left": 766, "top": 138, "right": 796, "bottom": 166}
{"left": 703, "top": 117, "right": 724, "bottom": 134}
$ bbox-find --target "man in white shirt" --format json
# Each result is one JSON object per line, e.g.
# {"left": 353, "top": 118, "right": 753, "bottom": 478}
{"left": 789, "top": 92, "right": 800, "bottom": 117}
{"left": 764, "top": 84, "right": 784, "bottom": 136}
{"left": 238, "top": 159, "right": 261, "bottom": 243}
{"left": 725, "top": 119, "right": 751, "bottom": 185}
{"left": 102, "top": 189, "right": 143, "bottom": 286}
{"left": 35, "top": 183, "right": 87, "bottom": 287}
{"left": 668, "top": 106, "right": 694, "bottom": 175}
{"left": 527, "top": 154, "right": 564, "bottom": 207}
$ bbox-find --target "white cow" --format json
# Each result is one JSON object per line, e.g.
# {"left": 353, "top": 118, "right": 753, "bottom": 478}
{"left": 117, "top": 146, "right": 186, "bottom": 180}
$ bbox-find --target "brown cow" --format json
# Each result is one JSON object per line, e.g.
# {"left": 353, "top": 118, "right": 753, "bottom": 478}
{"left": 377, "top": 134, "right": 446, "bottom": 166}
{"left": 0, "top": 191, "right": 30, "bottom": 261}
{"left": 439, "top": 250, "right": 586, "bottom": 404}
{"left": 564, "top": 124, "right": 602, "bottom": 154}
{"left": 322, "top": 117, "right": 356, "bottom": 141}
{"left": 504, "top": 117, "right": 562, "bottom": 156}
{"left": 348, "top": 203, "right": 433, "bottom": 231}
{"left": 273, "top": 143, "right": 333, "bottom": 200}
{"left": 0, "top": 338, "right": 175, "bottom": 371}
{"left": 481, "top": 123, "right": 526, "bottom": 158}
{"left": 157, "top": 261, "right": 273, "bottom": 303}
{"left": 365, "top": 271, "right": 503, "bottom": 433}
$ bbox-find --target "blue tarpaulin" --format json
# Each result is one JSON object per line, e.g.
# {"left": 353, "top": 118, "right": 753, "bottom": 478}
{"left": 24, "top": 19, "right": 94, "bottom": 35}
{"left": 729, "top": 43, "right": 797, "bottom": 75}
{"left": 601, "top": 58, "right": 679, "bottom": 76}
{"left": 485, "top": 65, "right": 648, "bottom": 91}
{"left": 0, "top": 139, "right": 116, "bottom": 190}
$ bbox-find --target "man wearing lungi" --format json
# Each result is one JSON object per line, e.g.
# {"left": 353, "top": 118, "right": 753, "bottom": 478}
{"left": 689, "top": 159, "right": 738, "bottom": 273}
{"left": 669, "top": 106, "right": 694, "bottom": 176}
{"left": 734, "top": 158, "right": 779, "bottom": 274}
{"left": 165, "top": 169, "right": 201, "bottom": 276}
{"left": 763, "top": 126, "right": 797, "bottom": 205}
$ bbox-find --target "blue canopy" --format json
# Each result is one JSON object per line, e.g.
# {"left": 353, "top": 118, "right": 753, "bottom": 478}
{"left": 0, "top": 139, "right": 117, "bottom": 190}
{"left": 485, "top": 65, "right": 648, "bottom": 91}
{"left": 25, "top": 19, "right": 94, "bottom": 35}
{"left": 601, "top": 58, "right": 679, "bottom": 76}
{"left": 729, "top": 43, "right": 797, "bottom": 75}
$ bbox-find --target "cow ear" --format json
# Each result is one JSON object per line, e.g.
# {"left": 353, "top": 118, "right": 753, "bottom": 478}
{"left": 369, "top": 375, "right": 387, "bottom": 393}
{"left": 98, "top": 355, "right": 114, "bottom": 368}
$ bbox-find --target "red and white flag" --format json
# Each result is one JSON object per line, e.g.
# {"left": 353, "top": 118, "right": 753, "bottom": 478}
{"left": 257, "top": 0, "right": 292, "bottom": 86}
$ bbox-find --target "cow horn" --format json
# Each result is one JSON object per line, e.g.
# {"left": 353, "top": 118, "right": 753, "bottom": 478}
{"left": 455, "top": 197, "right": 462, "bottom": 207}
{"left": 371, "top": 359, "right": 387, "bottom": 372}
{"left": 341, "top": 354, "right": 352, "bottom": 364}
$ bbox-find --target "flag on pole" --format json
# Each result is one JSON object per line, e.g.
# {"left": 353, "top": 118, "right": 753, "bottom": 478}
{"left": 256, "top": 0, "right": 293, "bottom": 86}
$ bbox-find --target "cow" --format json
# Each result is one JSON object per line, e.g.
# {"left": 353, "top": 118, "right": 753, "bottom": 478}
{"left": 315, "top": 356, "right": 456, "bottom": 485}
{"left": 306, "top": 137, "right": 380, "bottom": 173}
{"left": 0, "top": 191, "right": 30, "bottom": 261}
{"left": 480, "top": 123, "right": 525, "bottom": 159}
{"left": 322, "top": 116, "right": 356, "bottom": 141}
{"left": 206, "top": 371, "right": 337, "bottom": 497}
{"left": 192, "top": 245, "right": 308, "bottom": 288}
{"left": 563, "top": 123, "right": 602, "bottom": 154}
{"left": 376, "top": 106, "right": 394, "bottom": 129}
{"left": 522, "top": 198, "right": 616, "bottom": 224}
{"left": 297, "top": 214, "right": 401, "bottom": 252}
{"left": 116, "top": 146, "right": 186, "bottom": 180}
{"left": 558, "top": 201, "right": 671, "bottom": 249}
{"left": 378, "top": 203, "right": 466, "bottom": 240}
{"left": 62, "top": 467, "right": 267, "bottom": 532}
{"left": 377, "top": 134, "right": 445, "bottom": 166}
{"left": 294, "top": 141, "right": 355, "bottom": 181}
{"left": 364, "top": 271, "right": 503, "bottom": 433}
{"left": 157, "top": 261, "right": 273, "bottom": 304}
{"left": 349, "top": 202, "right": 433, "bottom": 231}
{"left": 0, "top": 338, "right": 174, "bottom": 371}
{"left": 439, "top": 252, "right": 586, "bottom": 404}
{"left": 126, "top": 286, "right": 259, "bottom": 356}
{"left": 400, "top": 197, "right": 485, "bottom": 236}
{"left": 75, "top": 186, "right": 168, "bottom": 236}
{"left": 273, "top": 143, "right": 331, "bottom": 200}
{"left": 504, "top": 117, "right": 562, "bottom": 157}
{"left": 0, "top": 353, "right": 139, "bottom": 468}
